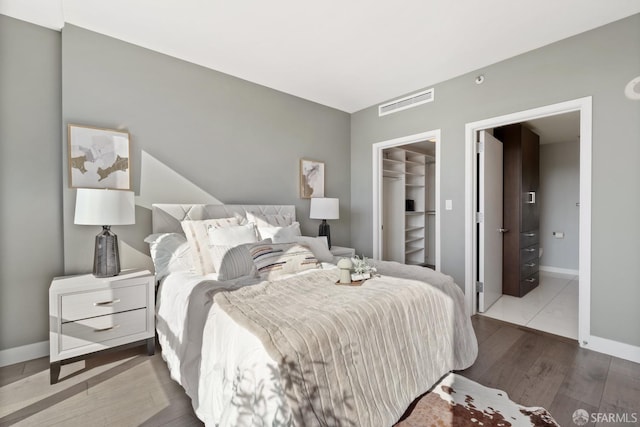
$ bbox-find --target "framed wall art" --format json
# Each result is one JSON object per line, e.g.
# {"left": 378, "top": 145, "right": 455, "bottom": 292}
{"left": 300, "top": 158, "right": 325, "bottom": 198}
{"left": 68, "top": 124, "right": 131, "bottom": 190}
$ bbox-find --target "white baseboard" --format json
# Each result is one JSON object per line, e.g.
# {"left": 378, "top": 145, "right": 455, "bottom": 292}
{"left": 0, "top": 340, "right": 49, "bottom": 367}
{"left": 583, "top": 335, "right": 640, "bottom": 364}
{"left": 539, "top": 265, "right": 579, "bottom": 276}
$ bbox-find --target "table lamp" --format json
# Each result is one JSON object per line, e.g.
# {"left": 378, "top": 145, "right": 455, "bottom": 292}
{"left": 74, "top": 188, "right": 135, "bottom": 277}
{"left": 309, "top": 197, "right": 339, "bottom": 249}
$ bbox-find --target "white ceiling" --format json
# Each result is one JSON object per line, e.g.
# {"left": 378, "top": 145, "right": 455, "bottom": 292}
{"left": 2, "top": 0, "right": 640, "bottom": 113}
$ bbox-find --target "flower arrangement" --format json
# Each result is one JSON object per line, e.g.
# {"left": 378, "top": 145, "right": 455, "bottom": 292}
{"left": 350, "top": 255, "right": 377, "bottom": 281}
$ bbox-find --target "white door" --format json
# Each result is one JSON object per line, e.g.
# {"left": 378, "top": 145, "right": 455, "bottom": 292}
{"left": 478, "top": 131, "right": 504, "bottom": 312}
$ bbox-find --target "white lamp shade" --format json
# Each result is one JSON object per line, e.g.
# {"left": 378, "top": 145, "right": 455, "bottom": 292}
{"left": 74, "top": 189, "right": 136, "bottom": 225}
{"left": 309, "top": 197, "right": 339, "bottom": 220}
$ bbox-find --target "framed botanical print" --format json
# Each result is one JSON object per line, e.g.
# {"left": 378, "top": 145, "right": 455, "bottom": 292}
{"left": 300, "top": 158, "right": 325, "bottom": 199}
{"left": 68, "top": 124, "right": 131, "bottom": 190}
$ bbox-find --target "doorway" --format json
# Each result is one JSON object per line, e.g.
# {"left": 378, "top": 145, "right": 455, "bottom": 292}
{"left": 464, "top": 97, "right": 592, "bottom": 346}
{"left": 372, "top": 130, "right": 441, "bottom": 271}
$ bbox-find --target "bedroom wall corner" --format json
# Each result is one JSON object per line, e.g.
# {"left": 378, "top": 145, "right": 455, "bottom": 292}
{"left": 0, "top": 15, "right": 64, "bottom": 353}
{"left": 60, "top": 25, "right": 352, "bottom": 275}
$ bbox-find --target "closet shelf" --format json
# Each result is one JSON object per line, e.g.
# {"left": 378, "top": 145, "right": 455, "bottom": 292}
{"left": 405, "top": 226, "right": 425, "bottom": 232}
{"left": 383, "top": 158, "right": 404, "bottom": 165}
{"left": 405, "top": 246, "right": 424, "bottom": 255}
{"left": 405, "top": 211, "right": 425, "bottom": 215}
{"left": 405, "top": 236, "right": 424, "bottom": 244}
{"left": 383, "top": 169, "right": 404, "bottom": 177}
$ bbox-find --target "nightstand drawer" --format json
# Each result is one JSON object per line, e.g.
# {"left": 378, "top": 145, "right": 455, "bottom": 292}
{"left": 60, "top": 308, "right": 147, "bottom": 351}
{"left": 61, "top": 284, "right": 148, "bottom": 321}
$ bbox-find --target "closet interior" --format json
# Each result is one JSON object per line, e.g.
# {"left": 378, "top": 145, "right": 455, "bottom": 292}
{"left": 381, "top": 140, "right": 436, "bottom": 267}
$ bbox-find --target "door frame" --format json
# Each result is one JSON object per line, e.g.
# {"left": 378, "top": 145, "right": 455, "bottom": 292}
{"left": 464, "top": 97, "right": 592, "bottom": 345}
{"left": 372, "top": 129, "right": 441, "bottom": 271}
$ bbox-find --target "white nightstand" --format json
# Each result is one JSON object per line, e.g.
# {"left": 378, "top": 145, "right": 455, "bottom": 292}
{"left": 330, "top": 246, "right": 356, "bottom": 258}
{"left": 49, "top": 269, "right": 155, "bottom": 384}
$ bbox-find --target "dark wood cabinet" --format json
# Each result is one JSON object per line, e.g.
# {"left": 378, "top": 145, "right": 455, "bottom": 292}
{"left": 495, "top": 124, "right": 540, "bottom": 297}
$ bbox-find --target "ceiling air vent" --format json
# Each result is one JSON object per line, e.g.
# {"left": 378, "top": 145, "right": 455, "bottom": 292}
{"left": 378, "top": 88, "right": 434, "bottom": 117}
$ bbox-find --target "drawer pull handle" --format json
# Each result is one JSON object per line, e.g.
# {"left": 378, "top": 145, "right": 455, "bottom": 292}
{"left": 524, "top": 248, "right": 536, "bottom": 252}
{"left": 525, "top": 278, "right": 537, "bottom": 283}
{"left": 524, "top": 233, "right": 536, "bottom": 237}
{"left": 94, "top": 325, "right": 120, "bottom": 333}
{"left": 524, "top": 262, "right": 536, "bottom": 267}
{"left": 94, "top": 299, "right": 121, "bottom": 306}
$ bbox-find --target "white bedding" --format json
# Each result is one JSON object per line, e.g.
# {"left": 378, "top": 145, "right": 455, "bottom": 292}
{"left": 156, "top": 263, "right": 477, "bottom": 426}
{"left": 156, "top": 266, "right": 335, "bottom": 426}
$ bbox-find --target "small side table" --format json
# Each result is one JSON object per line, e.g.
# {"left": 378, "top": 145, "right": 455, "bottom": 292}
{"left": 49, "top": 269, "right": 155, "bottom": 384}
{"left": 330, "top": 246, "right": 356, "bottom": 258}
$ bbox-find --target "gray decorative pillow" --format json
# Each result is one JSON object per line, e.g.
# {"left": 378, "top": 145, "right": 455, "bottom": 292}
{"left": 249, "top": 242, "right": 320, "bottom": 279}
{"left": 210, "top": 239, "right": 272, "bottom": 281}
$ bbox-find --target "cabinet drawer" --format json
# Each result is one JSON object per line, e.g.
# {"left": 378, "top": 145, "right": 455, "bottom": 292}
{"left": 519, "top": 230, "right": 539, "bottom": 248}
{"left": 61, "top": 284, "right": 147, "bottom": 322}
{"left": 520, "top": 259, "right": 539, "bottom": 279}
{"left": 60, "top": 308, "right": 147, "bottom": 351}
{"left": 520, "top": 244, "right": 539, "bottom": 263}
{"left": 520, "top": 272, "right": 539, "bottom": 295}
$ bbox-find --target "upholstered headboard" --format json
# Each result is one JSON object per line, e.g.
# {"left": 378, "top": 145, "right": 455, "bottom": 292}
{"left": 152, "top": 204, "right": 297, "bottom": 234}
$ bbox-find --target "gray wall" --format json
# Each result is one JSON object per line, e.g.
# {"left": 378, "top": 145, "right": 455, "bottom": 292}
{"left": 61, "top": 25, "right": 351, "bottom": 274}
{"left": 351, "top": 14, "right": 640, "bottom": 346}
{"left": 0, "top": 15, "right": 63, "bottom": 350}
{"left": 539, "top": 141, "right": 580, "bottom": 271}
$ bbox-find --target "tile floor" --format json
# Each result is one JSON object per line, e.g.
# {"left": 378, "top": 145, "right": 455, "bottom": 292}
{"left": 479, "top": 270, "right": 579, "bottom": 339}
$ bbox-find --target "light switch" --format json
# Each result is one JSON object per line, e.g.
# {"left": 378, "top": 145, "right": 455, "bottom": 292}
{"left": 445, "top": 200, "right": 453, "bottom": 211}
{"left": 553, "top": 231, "right": 564, "bottom": 239}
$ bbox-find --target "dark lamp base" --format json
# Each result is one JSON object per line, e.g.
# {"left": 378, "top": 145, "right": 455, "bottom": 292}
{"left": 318, "top": 220, "right": 331, "bottom": 249}
{"left": 93, "top": 226, "right": 121, "bottom": 277}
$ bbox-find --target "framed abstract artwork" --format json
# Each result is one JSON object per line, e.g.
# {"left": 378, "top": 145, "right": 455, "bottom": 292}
{"left": 300, "top": 158, "right": 325, "bottom": 199}
{"left": 67, "top": 124, "right": 131, "bottom": 190}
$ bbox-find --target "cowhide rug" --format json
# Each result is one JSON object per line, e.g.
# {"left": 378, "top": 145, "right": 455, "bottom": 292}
{"left": 395, "top": 373, "right": 560, "bottom": 427}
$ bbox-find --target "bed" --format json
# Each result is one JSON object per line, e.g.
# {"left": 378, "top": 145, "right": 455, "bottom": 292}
{"left": 150, "top": 203, "right": 478, "bottom": 426}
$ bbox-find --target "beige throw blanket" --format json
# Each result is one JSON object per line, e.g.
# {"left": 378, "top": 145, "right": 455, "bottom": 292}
{"left": 214, "top": 263, "right": 477, "bottom": 427}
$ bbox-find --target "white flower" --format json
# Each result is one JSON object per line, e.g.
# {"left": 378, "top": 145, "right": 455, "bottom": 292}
{"left": 350, "top": 255, "right": 377, "bottom": 275}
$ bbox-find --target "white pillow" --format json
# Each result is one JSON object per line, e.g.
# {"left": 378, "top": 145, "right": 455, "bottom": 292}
{"left": 292, "top": 236, "right": 334, "bottom": 263}
{"left": 246, "top": 211, "right": 294, "bottom": 227}
{"left": 144, "top": 233, "right": 193, "bottom": 280}
{"left": 210, "top": 239, "right": 272, "bottom": 281}
{"left": 181, "top": 217, "right": 241, "bottom": 275}
{"left": 249, "top": 242, "right": 320, "bottom": 279}
{"left": 257, "top": 222, "right": 301, "bottom": 242}
{"left": 208, "top": 223, "right": 259, "bottom": 246}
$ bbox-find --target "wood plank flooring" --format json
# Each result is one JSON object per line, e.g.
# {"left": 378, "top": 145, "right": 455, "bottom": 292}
{"left": 1, "top": 316, "right": 638, "bottom": 426}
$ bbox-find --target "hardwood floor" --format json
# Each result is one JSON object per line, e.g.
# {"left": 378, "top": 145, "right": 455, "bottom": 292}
{"left": 1, "top": 316, "right": 638, "bottom": 426}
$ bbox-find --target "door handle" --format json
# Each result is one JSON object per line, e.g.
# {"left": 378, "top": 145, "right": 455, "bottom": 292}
{"left": 498, "top": 228, "right": 509, "bottom": 233}
{"left": 526, "top": 191, "right": 536, "bottom": 204}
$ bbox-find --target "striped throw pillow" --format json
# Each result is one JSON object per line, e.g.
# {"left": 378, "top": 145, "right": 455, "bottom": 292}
{"left": 249, "top": 243, "right": 320, "bottom": 279}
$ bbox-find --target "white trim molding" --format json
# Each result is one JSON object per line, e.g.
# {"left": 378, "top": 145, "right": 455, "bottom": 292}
{"left": 0, "top": 340, "right": 49, "bottom": 367}
{"left": 584, "top": 335, "right": 640, "bottom": 364}
{"left": 539, "top": 266, "right": 580, "bottom": 276}
{"left": 465, "top": 96, "right": 593, "bottom": 346}
{"left": 372, "top": 129, "right": 441, "bottom": 271}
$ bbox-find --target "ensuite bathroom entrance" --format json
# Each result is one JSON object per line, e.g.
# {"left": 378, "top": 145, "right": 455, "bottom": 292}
{"left": 467, "top": 98, "right": 591, "bottom": 342}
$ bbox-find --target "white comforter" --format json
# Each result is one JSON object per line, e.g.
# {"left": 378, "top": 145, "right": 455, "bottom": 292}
{"left": 156, "top": 263, "right": 477, "bottom": 426}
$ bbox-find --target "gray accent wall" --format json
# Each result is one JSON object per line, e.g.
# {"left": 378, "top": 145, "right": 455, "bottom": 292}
{"left": 61, "top": 25, "right": 351, "bottom": 274}
{"left": 351, "top": 14, "right": 640, "bottom": 346}
{"left": 539, "top": 141, "right": 580, "bottom": 271}
{"left": 0, "top": 15, "right": 63, "bottom": 350}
